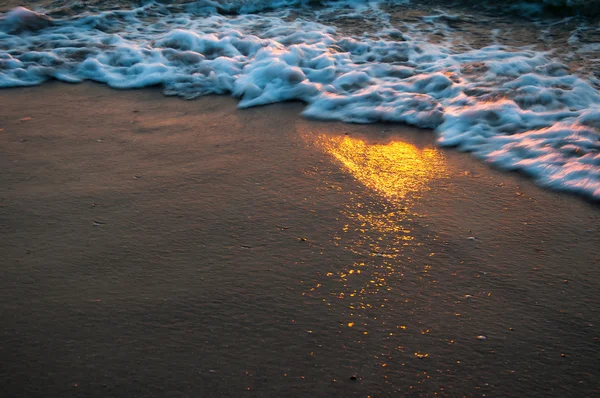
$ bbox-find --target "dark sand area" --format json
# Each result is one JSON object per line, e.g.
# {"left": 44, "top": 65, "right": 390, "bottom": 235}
{"left": 1, "top": 83, "right": 599, "bottom": 397}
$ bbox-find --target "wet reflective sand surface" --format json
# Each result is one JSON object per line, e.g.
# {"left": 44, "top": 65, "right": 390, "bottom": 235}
{"left": 1, "top": 83, "right": 599, "bottom": 397}
{"left": 299, "top": 126, "right": 600, "bottom": 395}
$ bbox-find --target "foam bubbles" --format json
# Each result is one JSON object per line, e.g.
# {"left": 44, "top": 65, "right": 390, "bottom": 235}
{"left": 0, "top": 2, "right": 599, "bottom": 199}
{"left": 0, "top": 6, "right": 53, "bottom": 34}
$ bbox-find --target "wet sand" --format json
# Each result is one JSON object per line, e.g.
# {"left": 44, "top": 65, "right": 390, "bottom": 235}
{"left": 1, "top": 82, "right": 599, "bottom": 397}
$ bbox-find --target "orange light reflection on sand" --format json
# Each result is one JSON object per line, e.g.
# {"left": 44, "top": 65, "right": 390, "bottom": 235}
{"left": 303, "top": 132, "right": 447, "bottom": 369}
{"left": 313, "top": 134, "right": 445, "bottom": 203}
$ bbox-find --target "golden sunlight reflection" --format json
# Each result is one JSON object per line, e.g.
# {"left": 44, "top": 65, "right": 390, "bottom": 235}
{"left": 303, "top": 132, "right": 448, "bottom": 364}
{"left": 313, "top": 134, "right": 445, "bottom": 203}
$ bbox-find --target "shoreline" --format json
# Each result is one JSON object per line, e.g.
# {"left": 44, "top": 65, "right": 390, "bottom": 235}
{"left": 1, "top": 82, "right": 599, "bottom": 397}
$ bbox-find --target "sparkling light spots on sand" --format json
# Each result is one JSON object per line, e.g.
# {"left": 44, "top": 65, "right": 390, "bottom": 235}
{"left": 301, "top": 132, "right": 448, "bottom": 368}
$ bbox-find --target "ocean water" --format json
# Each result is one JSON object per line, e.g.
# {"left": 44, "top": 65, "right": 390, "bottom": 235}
{"left": 1, "top": 0, "right": 599, "bottom": 199}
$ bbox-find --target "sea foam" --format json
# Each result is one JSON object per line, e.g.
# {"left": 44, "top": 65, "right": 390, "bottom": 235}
{"left": 1, "top": 1, "right": 599, "bottom": 199}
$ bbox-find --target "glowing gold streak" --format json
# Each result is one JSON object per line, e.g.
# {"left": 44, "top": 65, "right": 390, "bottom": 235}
{"left": 313, "top": 134, "right": 445, "bottom": 203}
{"left": 303, "top": 132, "right": 448, "bottom": 340}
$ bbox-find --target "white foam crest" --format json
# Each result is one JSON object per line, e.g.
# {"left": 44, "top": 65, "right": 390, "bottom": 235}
{"left": 1, "top": 3, "right": 599, "bottom": 199}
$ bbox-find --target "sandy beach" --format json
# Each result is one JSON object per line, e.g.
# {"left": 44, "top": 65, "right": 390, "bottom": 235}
{"left": 1, "top": 82, "right": 599, "bottom": 396}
